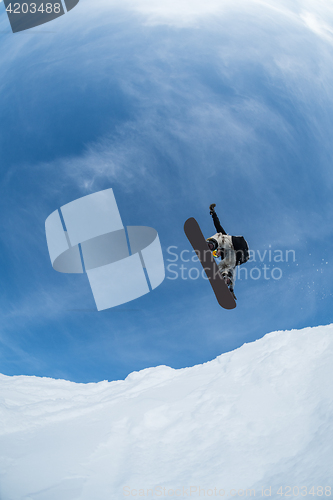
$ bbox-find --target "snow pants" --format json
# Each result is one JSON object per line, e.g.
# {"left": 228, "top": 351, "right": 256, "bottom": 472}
{"left": 211, "top": 211, "right": 236, "bottom": 289}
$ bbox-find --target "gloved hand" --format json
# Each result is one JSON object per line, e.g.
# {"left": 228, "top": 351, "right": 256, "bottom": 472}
{"left": 209, "top": 203, "right": 216, "bottom": 215}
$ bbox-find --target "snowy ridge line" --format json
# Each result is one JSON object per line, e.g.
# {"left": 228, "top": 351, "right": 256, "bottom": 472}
{"left": 0, "top": 324, "right": 333, "bottom": 498}
{"left": 0, "top": 366, "right": 182, "bottom": 434}
{"left": 0, "top": 324, "right": 332, "bottom": 427}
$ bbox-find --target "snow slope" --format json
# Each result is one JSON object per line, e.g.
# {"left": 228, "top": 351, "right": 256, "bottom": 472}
{"left": 0, "top": 325, "right": 333, "bottom": 499}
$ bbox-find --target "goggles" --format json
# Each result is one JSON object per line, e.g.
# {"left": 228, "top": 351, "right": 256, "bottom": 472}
{"left": 206, "top": 238, "right": 218, "bottom": 252}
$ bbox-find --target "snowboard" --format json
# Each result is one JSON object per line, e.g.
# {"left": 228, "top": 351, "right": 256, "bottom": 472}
{"left": 184, "top": 217, "right": 236, "bottom": 310}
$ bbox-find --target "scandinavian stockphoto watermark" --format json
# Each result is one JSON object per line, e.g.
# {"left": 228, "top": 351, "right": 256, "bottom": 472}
{"left": 123, "top": 485, "right": 332, "bottom": 497}
{"left": 3, "top": 0, "right": 80, "bottom": 33}
{"left": 166, "top": 245, "right": 296, "bottom": 282}
{"left": 123, "top": 485, "right": 257, "bottom": 497}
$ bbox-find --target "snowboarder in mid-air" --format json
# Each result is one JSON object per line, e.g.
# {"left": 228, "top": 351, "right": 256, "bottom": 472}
{"left": 206, "top": 204, "right": 249, "bottom": 301}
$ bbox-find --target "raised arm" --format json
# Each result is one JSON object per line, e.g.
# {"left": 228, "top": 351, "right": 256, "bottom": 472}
{"left": 210, "top": 204, "right": 227, "bottom": 235}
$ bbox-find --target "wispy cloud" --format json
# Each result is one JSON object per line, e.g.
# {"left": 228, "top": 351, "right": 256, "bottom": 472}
{"left": 301, "top": 12, "right": 333, "bottom": 43}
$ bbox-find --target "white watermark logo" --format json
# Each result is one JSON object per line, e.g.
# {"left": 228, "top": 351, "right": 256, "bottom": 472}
{"left": 45, "top": 188, "right": 165, "bottom": 311}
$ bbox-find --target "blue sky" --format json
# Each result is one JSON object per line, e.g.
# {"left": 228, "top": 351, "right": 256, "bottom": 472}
{"left": 0, "top": 0, "right": 333, "bottom": 383}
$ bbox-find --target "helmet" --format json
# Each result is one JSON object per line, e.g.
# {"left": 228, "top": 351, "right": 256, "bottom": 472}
{"left": 206, "top": 238, "right": 218, "bottom": 252}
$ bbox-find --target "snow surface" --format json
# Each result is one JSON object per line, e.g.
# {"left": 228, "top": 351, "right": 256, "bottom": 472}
{"left": 0, "top": 324, "right": 333, "bottom": 499}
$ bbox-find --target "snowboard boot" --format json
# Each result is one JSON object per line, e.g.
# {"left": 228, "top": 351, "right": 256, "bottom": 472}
{"left": 209, "top": 203, "right": 216, "bottom": 215}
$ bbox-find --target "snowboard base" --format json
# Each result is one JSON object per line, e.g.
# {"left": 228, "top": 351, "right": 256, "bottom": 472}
{"left": 184, "top": 217, "right": 236, "bottom": 310}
